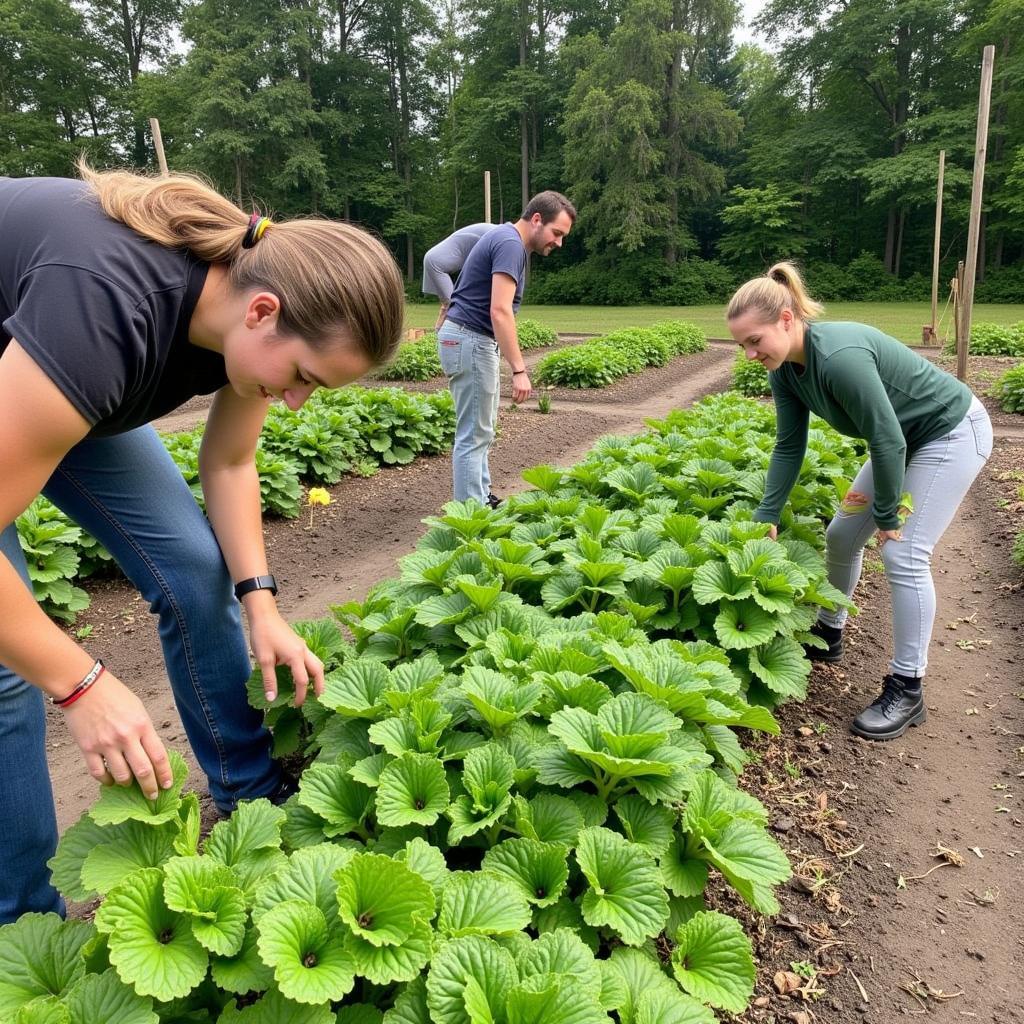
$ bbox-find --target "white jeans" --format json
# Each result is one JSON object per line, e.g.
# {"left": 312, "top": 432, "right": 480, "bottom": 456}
{"left": 819, "top": 397, "right": 993, "bottom": 676}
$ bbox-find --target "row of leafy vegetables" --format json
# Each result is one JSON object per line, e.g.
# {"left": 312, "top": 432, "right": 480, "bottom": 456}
{"left": 1, "top": 392, "right": 865, "bottom": 1024}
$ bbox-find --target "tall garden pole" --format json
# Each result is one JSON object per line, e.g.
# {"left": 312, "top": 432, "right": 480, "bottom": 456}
{"left": 149, "top": 118, "right": 169, "bottom": 176}
{"left": 927, "top": 150, "right": 945, "bottom": 345}
{"left": 957, "top": 45, "right": 995, "bottom": 382}
{"left": 484, "top": 171, "right": 492, "bottom": 224}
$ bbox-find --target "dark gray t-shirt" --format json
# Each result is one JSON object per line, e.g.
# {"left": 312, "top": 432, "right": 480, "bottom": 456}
{"left": 0, "top": 176, "right": 223, "bottom": 437}
{"left": 445, "top": 223, "right": 526, "bottom": 337}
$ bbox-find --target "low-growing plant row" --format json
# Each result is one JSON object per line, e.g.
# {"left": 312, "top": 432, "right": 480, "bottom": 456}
{"left": 944, "top": 320, "right": 1024, "bottom": 358}
{"left": 729, "top": 352, "right": 771, "bottom": 397}
{"left": 374, "top": 321, "right": 558, "bottom": 383}
{"left": 15, "top": 386, "right": 456, "bottom": 621}
{"left": 533, "top": 321, "right": 706, "bottom": 389}
{"left": 990, "top": 362, "right": 1024, "bottom": 414}
{"left": 3, "top": 393, "right": 868, "bottom": 1023}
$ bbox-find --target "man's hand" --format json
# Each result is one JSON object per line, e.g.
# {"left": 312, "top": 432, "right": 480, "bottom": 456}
{"left": 511, "top": 370, "right": 532, "bottom": 404}
{"left": 63, "top": 671, "right": 174, "bottom": 799}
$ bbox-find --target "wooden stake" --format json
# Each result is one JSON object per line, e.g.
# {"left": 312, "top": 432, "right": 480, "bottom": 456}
{"left": 927, "top": 150, "right": 945, "bottom": 346}
{"left": 957, "top": 46, "right": 995, "bottom": 382}
{"left": 484, "top": 170, "right": 492, "bottom": 224}
{"left": 149, "top": 117, "right": 169, "bottom": 176}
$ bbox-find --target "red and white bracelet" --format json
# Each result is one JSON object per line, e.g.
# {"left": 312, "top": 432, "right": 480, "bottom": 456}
{"left": 51, "top": 659, "right": 105, "bottom": 709}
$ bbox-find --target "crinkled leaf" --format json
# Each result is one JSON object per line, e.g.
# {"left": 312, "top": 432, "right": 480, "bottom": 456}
{"left": 748, "top": 635, "right": 810, "bottom": 697}
{"left": 481, "top": 839, "right": 569, "bottom": 907}
{"left": 204, "top": 800, "right": 288, "bottom": 893}
{"left": 47, "top": 815, "right": 109, "bottom": 903}
{"left": 382, "top": 974, "right": 429, "bottom": 1024}
{"left": 93, "top": 868, "right": 208, "bottom": 1001}
{"left": 343, "top": 917, "right": 433, "bottom": 985}
{"left": 335, "top": 853, "right": 435, "bottom": 948}
{"left": 252, "top": 843, "right": 355, "bottom": 928}
{"left": 161, "top": 856, "right": 247, "bottom": 956}
{"left": 63, "top": 968, "right": 157, "bottom": 1024}
{"left": 599, "top": 947, "right": 679, "bottom": 1024}
{"left": 634, "top": 988, "right": 714, "bottom": 1024}
{"left": 256, "top": 900, "right": 355, "bottom": 1004}
{"left": 426, "top": 936, "right": 516, "bottom": 1024}
{"left": 89, "top": 751, "right": 188, "bottom": 828}
{"left": 513, "top": 794, "right": 584, "bottom": 846}
{"left": 209, "top": 925, "right": 274, "bottom": 995}
{"left": 713, "top": 601, "right": 777, "bottom": 650}
{"left": 375, "top": 753, "right": 450, "bottom": 827}
{"left": 576, "top": 828, "right": 669, "bottom": 946}
{"left": 671, "top": 910, "right": 755, "bottom": 1012}
{"left": 0, "top": 914, "right": 92, "bottom": 1015}
{"left": 320, "top": 661, "right": 392, "bottom": 718}
{"left": 437, "top": 873, "right": 532, "bottom": 938}
{"left": 505, "top": 973, "right": 609, "bottom": 1024}
{"left": 296, "top": 765, "right": 374, "bottom": 838}
{"left": 613, "top": 797, "right": 675, "bottom": 858}
{"left": 394, "top": 837, "right": 449, "bottom": 904}
{"left": 516, "top": 928, "right": 602, "bottom": 992}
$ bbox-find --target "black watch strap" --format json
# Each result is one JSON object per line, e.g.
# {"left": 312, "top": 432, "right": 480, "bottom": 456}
{"left": 234, "top": 574, "right": 278, "bottom": 600}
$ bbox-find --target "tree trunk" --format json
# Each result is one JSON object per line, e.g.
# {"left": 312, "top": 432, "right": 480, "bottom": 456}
{"left": 894, "top": 206, "right": 906, "bottom": 278}
{"left": 977, "top": 211, "right": 986, "bottom": 284}
{"left": 884, "top": 205, "right": 897, "bottom": 274}
{"left": 662, "top": 0, "right": 683, "bottom": 265}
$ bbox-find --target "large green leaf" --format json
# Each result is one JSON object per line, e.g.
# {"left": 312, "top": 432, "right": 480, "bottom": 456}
{"left": 203, "top": 800, "right": 288, "bottom": 893}
{"left": 320, "top": 660, "right": 392, "bottom": 718}
{"left": 63, "top": 968, "right": 157, "bottom": 1024}
{"left": 437, "top": 873, "right": 532, "bottom": 938}
{"left": 343, "top": 916, "right": 433, "bottom": 985}
{"left": 712, "top": 601, "right": 777, "bottom": 650}
{"left": 598, "top": 947, "right": 680, "bottom": 1024}
{"left": 93, "top": 868, "right": 208, "bottom": 1002}
{"left": 516, "top": 929, "right": 602, "bottom": 992}
{"left": 575, "top": 828, "right": 669, "bottom": 946}
{"left": 747, "top": 635, "right": 810, "bottom": 697}
{"left": 217, "top": 985, "right": 335, "bottom": 1024}
{"left": 252, "top": 843, "right": 355, "bottom": 929}
{"left": 481, "top": 839, "right": 569, "bottom": 907}
{"left": 505, "top": 974, "right": 610, "bottom": 1024}
{"left": 209, "top": 925, "right": 274, "bottom": 995}
{"left": 512, "top": 793, "right": 584, "bottom": 846}
{"left": 425, "top": 936, "right": 516, "bottom": 1024}
{"left": 335, "top": 853, "right": 435, "bottom": 948}
{"left": 88, "top": 751, "right": 189, "bottom": 828}
{"left": 296, "top": 765, "right": 374, "bottom": 839}
{"left": 0, "top": 914, "right": 92, "bottom": 1016}
{"left": 375, "top": 753, "right": 450, "bottom": 827}
{"left": 161, "top": 856, "right": 247, "bottom": 956}
{"left": 256, "top": 900, "right": 355, "bottom": 1004}
{"left": 613, "top": 796, "right": 675, "bottom": 858}
{"left": 47, "top": 815, "right": 109, "bottom": 903}
{"left": 671, "top": 910, "right": 755, "bottom": 1013}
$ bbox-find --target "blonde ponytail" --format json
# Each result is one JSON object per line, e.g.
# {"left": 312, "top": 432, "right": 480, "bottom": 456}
{"left": 726, "top": 260, "right": 824, "bottom": 325}
{"left": 77, "top": 159, "right": 404, "bottom": 365}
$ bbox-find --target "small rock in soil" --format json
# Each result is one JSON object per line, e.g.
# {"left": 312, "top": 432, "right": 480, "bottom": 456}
{"left": 771, "top": 817, "right": 795, "bottom": 833}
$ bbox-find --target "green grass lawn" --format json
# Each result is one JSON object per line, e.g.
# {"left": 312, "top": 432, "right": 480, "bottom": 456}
{"left": 405, "top": 302, "right": 1024, "bottom": 346}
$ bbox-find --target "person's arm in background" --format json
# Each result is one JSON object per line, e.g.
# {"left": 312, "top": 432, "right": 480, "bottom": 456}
{"left": 490, "top": 273, "right": 531, "bottom": 403}
{"left": 422, "top": 243, "right": 454, "bottom": 330}
{"left": 200, "top": 385, "right": 325, "bottom": 705}
{"left": 753, "top": 376, "right": 810, "bottom": 537}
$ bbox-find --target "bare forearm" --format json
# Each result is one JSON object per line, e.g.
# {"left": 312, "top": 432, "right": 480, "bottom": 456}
{"left": 491, "top": 308, "right": 525, "bottom": 370}
{"left": 201, "top": 462, "right": 270, "bottom": 584}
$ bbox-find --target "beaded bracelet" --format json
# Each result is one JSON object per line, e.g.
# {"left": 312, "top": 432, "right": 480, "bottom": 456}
{"left": 51, "top": 660, "right": 105, "bottom": 709}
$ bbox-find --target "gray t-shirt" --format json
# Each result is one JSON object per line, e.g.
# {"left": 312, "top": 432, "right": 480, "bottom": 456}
{"left": 445, "top": 223, "right": 526, "bottom": 338}
{"left": 422, "top": 222, "right": 493, "bottom": 302}
{"left": 0, "top": 176, "right": 223, "bottom": 437}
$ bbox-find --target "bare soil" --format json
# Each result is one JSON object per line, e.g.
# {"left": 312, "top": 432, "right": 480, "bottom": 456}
{"left": 48, "top": 342, "right": 1024, "bottom": 1019}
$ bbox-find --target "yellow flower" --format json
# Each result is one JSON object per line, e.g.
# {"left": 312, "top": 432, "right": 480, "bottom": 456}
{"left": 307, "top": 487, "right": 332, "bottom": 507}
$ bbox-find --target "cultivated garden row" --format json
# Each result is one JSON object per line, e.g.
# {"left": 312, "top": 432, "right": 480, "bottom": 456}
{"left": 1, "top": 392, "right": 869, "bottom": 1024}
{"left": 15, "top": 321, "right": 709, "bottom": 622}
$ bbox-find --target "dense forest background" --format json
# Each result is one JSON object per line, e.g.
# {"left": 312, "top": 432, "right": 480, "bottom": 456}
{"left": 2, "top": 0, "right": 1022, "bottom": 303}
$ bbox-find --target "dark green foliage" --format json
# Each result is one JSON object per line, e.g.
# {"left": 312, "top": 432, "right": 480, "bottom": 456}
{"left": 991, "top": 363, "right": 1024, "bottom": 413}
{"left": 373, "top": 334, "right": 442, "bottom": 381}
{"left": 516, "top": 319, "right": 559, "bottom": 350}
{"left": 731, "top": 352, "right": 771, "bottom": 397}
{"left": 945, "top": 323, "right": 1024, "bottom": 357}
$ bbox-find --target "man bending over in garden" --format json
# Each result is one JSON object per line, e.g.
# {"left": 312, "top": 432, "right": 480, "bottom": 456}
{"left": 423, "top": 222, "right": 493, "bottom": 330}
{"left": 437, "top": 190, "right": 575, "bottom": 507}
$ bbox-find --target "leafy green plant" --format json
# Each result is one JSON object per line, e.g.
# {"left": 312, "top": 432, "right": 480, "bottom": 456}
{"left": 731, "top": 351, "right": 771, "bottom": 396}
{"left": 516, "top": 318, "right": 558, "bottom": 350}
{"left": 991, "top": 363, "right": 1024, "bottom": 414}
{"left": 945, "top": 321, "right": 1024, "bottom": 357}
{"left": 373, "top": 334, "right": 442, "bottom": 381}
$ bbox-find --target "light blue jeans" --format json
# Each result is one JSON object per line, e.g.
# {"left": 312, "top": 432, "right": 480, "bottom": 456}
{"left": 437, "top": 320, "right": 501, "bottom": 503}
{"left": 819, "top": 398, "right": 993, "bottom": 676}
{"left": 0, "top": 426, "right": 280, "bottom": 923}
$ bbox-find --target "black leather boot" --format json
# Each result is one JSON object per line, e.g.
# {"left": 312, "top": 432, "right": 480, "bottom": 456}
{"left": 486, "top": 493, "right": 502, "bottom": 509}
{"left": 851, "top": 675, "right": 926, "bottom": 740}
{"left": 805, "top": 620, "right": 843, "bottom": 663}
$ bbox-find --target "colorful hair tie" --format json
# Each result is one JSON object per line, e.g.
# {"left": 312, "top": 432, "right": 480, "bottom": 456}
{"left": 242, "top": 211, "right": 272, "bottom": 249}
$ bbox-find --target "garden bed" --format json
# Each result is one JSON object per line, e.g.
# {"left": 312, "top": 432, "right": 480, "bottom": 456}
{"left": 43, "top": 341, "right": 1024, "bottom": 1022}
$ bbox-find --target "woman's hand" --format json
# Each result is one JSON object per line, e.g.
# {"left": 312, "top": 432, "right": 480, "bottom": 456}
{"left": 876, "top": 528, "right": 902, "bottom": 546}
{"left": 63, "top": 671, "right": 174, "bottom": 799}
{"left": 249, "top": 610, "right": 325, "bottom": 707}
{"left": 766, "top": 524, "right": 778, "bottom": 540}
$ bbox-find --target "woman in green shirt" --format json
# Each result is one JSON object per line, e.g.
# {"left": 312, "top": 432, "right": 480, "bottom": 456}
{"left": 727, "top": 262, "right": 992, "bottom": 740}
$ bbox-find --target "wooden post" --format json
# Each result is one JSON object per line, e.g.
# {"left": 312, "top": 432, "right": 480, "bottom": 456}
{"left": 149, "top": 117, "right": 169, "bottom": 176}
{"left": 957, "top": 45, "right": 995, "bottom": 382}
{"left": 925, "top": 150, "right": 945, "bottom": 346}
{"left": 484, "top": 171, "right": 492, "bottom": 224}
{"left": 952, "top": 262, "right": 964, "bottom": 354}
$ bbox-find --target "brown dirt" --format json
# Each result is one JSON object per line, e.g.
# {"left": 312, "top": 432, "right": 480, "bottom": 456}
{"left": 48, "top": 345, "right": 1024, "bottom": 1020}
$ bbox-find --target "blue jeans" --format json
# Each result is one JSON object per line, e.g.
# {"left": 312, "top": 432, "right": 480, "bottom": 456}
{"left": 0, "top": 426, "right": 279, "bottom": 923}
{"left": 437, "top": 321, "right": 500, "bottom": 503}
{"left": 819, "top": 398, "right": 993, "bottom": 676}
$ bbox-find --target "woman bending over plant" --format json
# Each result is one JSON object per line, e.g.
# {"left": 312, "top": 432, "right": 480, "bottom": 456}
{"left": 0, "top": 164, "right": 404, "bottom": 922}
{"left": 727, "top": 262, "right": 992, "bottom": 741}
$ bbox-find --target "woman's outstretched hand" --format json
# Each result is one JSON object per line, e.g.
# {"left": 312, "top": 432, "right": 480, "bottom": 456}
{"left": 63, "top": 671, "right": 174, "bottom": 799}
{"left": 250, "top": 611, "right": 325, "bottom": 707}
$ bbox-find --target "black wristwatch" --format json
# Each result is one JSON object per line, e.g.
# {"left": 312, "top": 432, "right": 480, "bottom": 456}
{"left": 234, "top": 574, "right": 278, "bottom": 600}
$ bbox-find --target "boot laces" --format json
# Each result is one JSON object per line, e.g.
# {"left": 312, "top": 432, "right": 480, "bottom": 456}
{"left": 873, "top": 676, "right": 905, "bottom": 716}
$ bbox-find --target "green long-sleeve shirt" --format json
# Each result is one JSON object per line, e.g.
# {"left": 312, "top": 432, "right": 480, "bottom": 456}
{"left": 754, "top": 321, "right": 972, "bottom": 530}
